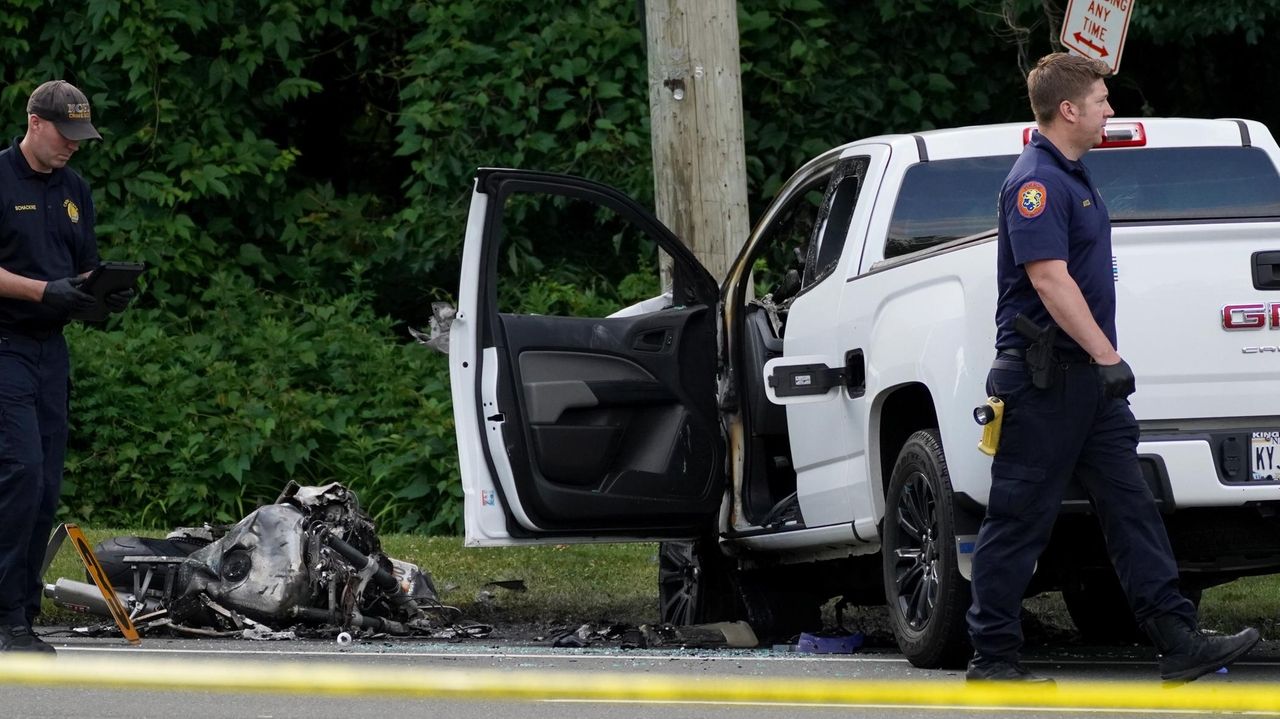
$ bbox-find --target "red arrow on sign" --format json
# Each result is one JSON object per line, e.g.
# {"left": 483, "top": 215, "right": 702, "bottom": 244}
{"left": 1073, "top": 31, "right": 1110, "bottom": 58}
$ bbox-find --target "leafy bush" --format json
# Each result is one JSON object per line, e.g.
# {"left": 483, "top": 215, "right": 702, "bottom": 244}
{"left": 64, "top": 271, "right": 460, "bottom": 533}
{"left": 0, "top": 0, "right": 1276, "bottom": 532}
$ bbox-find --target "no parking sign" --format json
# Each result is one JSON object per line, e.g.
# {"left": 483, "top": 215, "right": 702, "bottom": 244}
{"left": 1060, "top": 0, "right": 1135, "bottom": 73}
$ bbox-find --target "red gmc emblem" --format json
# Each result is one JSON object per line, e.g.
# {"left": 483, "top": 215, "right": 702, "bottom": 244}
{"left": 1222, "top": 303, "right": 1280, "bottom": 330}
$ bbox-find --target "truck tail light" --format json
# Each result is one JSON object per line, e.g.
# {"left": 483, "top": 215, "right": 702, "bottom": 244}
{"left": 1099, "top": 122, "right": 1147, "bottom": 147}
{"left": 1022, "top": 122, "right": 1147, "bottom": 148}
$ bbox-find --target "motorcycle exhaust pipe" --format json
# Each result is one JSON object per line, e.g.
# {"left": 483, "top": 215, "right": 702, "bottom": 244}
{"left": 321, "top": 533, "right": 425, "bottom": 619}
{"left": 290, "top": 606, "right": 411, "bottom": 635}
{"left": 44, "top": 578, "right": 164, "bottom": 619}
{"left": 323, "top": 534, "right": 399, "bottom": 593}
{"left": 44, "top": 578, "right": 129, "bottom": 618}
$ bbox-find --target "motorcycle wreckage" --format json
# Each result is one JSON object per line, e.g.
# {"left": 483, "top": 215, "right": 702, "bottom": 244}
{"left": 45, "top": 482, "right": 487, "bottom": 640}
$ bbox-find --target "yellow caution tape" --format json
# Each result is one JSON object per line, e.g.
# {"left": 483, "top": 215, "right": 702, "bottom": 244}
{"left": 0, "top": 654, "right": 1278, "bottom": 712}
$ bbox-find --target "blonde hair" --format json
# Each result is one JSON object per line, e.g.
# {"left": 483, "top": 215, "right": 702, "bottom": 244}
{"left": 1027, "top": 53, "right": 1110, "bottom": 125}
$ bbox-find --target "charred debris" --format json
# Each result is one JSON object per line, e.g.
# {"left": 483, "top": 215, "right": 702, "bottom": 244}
{"left": 45, "top": 482, "right": 490, "bottom": 641}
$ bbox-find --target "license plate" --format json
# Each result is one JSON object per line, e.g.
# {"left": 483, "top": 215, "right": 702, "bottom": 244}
{"left": 1251, "top": 431, "right": 1280, "bottom": 481}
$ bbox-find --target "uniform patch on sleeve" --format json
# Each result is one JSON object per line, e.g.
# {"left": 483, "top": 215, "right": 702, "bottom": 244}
{"left": 1016, "top": 181, "right": 1047, "bottom": 218}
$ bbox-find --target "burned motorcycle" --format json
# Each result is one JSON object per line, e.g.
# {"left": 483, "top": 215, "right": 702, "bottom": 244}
{"left": 46, "top": 482, "right": 482, "bottom": 639}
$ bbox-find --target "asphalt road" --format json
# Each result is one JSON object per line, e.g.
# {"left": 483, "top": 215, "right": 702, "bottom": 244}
{"left": 3, "top": 633, "right": 1280, "bottom": 719}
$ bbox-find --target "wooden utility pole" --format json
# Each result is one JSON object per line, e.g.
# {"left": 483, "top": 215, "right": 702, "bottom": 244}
{"left": 645, "top": 0, "right": 750, "bottom": 285}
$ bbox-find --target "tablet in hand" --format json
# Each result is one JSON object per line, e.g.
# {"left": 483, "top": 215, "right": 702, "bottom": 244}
{"left": 70, "top": 261, "right": 147, "bottom": 322}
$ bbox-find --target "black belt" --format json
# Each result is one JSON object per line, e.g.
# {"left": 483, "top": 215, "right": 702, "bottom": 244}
{"left": 991, "top": 353, "right": 1023, "bottom": 371}
{"left": 998, "top": 347, "right": 1094, "bottom": 364}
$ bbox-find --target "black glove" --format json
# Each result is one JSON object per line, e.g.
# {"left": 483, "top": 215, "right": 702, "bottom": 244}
{"left": 104, "top": 287, "right": 136, "bottom": 313}
{"left": 41, "top": 277, "right": 95, "bottom": 314}
{"left": 1095, "top": 359, "right": 1136, "bottom": 399}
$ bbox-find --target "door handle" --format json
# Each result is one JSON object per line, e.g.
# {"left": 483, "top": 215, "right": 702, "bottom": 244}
{"left": 632, "top": 329, "right": 672, "bottom": 352}
{"left": 1253, "top": 251, "right": 1280, "bottom": 290}
{"left": 844, "top": 349, "right": 865, "bottom": 398}
{"left": 768, "top": 349, "right": 866, "bottom": 399}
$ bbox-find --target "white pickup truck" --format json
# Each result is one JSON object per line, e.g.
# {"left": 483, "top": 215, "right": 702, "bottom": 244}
{"left": 448, "top": 118, "right": 1280, "bottom": 668}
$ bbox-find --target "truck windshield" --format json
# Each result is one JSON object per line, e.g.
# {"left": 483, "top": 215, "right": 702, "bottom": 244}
{"left": 885, "top": 146, "right": 1280, "bottom": 259}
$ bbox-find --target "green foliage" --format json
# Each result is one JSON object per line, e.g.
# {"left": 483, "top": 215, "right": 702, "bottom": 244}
{"left": 738, "top": 1, "right": 1021, "bottom": 202}
{"left": 0, "top": 0, "right": 1276, "bottom": 532}
{"left": 502, "top": 259, "right": 661, "bottom": 317}
{"left": 1130, "top": 1, "right": 1280, "bottom": 42}
{"left": 993, "top": 0, "right": 1280, "bottom": 131}
{"left": 386, "top": 0, "right": 652, "bottom": 320}
{"left": 64, "top": 273, "right": 459, "bottom": 533}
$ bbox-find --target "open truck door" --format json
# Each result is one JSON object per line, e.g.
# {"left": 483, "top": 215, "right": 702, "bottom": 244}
{"left": 450, "top": 170, "right": 726, "bottom": 546}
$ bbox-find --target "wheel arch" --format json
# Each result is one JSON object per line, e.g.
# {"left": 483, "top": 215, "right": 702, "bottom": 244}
{"left": 874, "top": 383, "right": 939, "bottom": 501}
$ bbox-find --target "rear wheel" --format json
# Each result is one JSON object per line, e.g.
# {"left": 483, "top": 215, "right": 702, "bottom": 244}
{"left": 1062, "top": 568, "right": 1203, "bottom": 645}
{"left": 658, "top": 537, "right": 737, "bottom": 625}
{"left": 659, "top": 538, "right": 821, "bottom": 643}
{"left": 736, "top": 567, "right": 822, "bottom": 643}
{"left": 1061, "top": 568, "right": 1142, "bottom": 643}
{"left": 882, "top": 429, "right": 972, "bottom": 668}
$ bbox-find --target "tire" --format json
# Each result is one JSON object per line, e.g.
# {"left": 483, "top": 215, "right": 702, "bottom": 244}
{"left": 882, "top": 429, "right": 972, "bottom": 668}
{"left": 1061, "top": 568, "right": 1140, "bottom": 643}
{"left": 1061, "top": 569, "right": 1202, "bottom": 645}
{"left": 659, "top": 537, "right": 820, "bottom": 643}
{"left": 736, "top": 567, "right": 822, "bottom": 644}
{"left": 658, "top": 537, "right": 739, "bottom": 626}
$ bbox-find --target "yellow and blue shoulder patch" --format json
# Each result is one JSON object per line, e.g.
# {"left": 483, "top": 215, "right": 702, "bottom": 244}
{"left": 1016, "top": 181, "right": 1047, "bottom": 219}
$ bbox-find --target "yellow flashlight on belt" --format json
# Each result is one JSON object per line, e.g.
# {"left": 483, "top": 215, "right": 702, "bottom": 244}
{"left": 975, "top": 397, "right": 1004, "bottom": 456}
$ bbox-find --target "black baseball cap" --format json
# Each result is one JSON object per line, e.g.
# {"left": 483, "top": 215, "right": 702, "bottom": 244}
{"left": 27, "top": 80, "right": 101, "bottom": 141}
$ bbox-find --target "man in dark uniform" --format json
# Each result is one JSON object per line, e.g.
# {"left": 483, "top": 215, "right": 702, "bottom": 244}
{"left": 0, "top": 80, "right": 132, "bottom": 653}
{"left": 964, "top": 53, "right": 1260, "bottom": 683}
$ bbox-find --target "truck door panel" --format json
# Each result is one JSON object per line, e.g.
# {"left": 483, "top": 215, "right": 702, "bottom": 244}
{"left": 453, "top": 169, "right": 725, "bottom": 543}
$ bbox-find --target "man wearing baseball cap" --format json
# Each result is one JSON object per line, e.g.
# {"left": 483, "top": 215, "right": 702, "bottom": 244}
{"left": 0, "top": 79, "right": 131, "bottom": 654}
{"left": 28, "top": 80, "right": 102, "bottom": 143}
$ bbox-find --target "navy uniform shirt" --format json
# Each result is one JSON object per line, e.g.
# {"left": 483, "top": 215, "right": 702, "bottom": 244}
{"left": 0, "top": 136, "right": 99, "bottom": 332}
{"left": 994, "top": 132, "right": 1115, "bottom": 352}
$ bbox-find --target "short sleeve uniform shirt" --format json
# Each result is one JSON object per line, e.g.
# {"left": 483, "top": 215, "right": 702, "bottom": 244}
{"left": 0, "top": 137, "right": 99, "bottom": 331}
{"left": 994, "top": 132, "right": 1115, "bottom": 351}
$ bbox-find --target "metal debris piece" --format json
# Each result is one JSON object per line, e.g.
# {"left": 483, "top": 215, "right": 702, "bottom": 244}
{"left": 408, "top": 301, "right": 456, "bottom": 354}
{"left": 639, "top": 621, "right": 758, "bottom": 649}
{"left": 549, "top": 621, "right": 756, "bottom": 650}
{"left": 482, "top": 579, "right": 527, "bottom": 593}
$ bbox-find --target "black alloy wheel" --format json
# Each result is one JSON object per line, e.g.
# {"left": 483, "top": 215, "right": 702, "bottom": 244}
{"left": 882, "top": 429, "right": 971, "bottom": 668}
{"left": 658, "top": 538, "right": 737, "bottom": 626}
{"left": 893, "top": 469, "right": 942, "bottom": 631}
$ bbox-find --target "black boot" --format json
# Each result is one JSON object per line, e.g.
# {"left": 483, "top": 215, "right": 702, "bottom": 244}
{"left": 0, "top": 625, "right": 46, "bottom": 653}
{"left": 1142, "top": 614, "right": 1259, "bottom": 682}
{"left": 26, "top": 631, "right": 56, "bottom": 655}
{"left": 965, "top": 655, "right": 1055, "bottom": 684}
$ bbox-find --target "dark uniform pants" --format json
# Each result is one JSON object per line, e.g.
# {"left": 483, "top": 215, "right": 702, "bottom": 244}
{"left": 966, "top": 355, "right": 1195, "bottom": 661}
{"left": 0, "top": 331, "right": 69, "bottom": 628}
